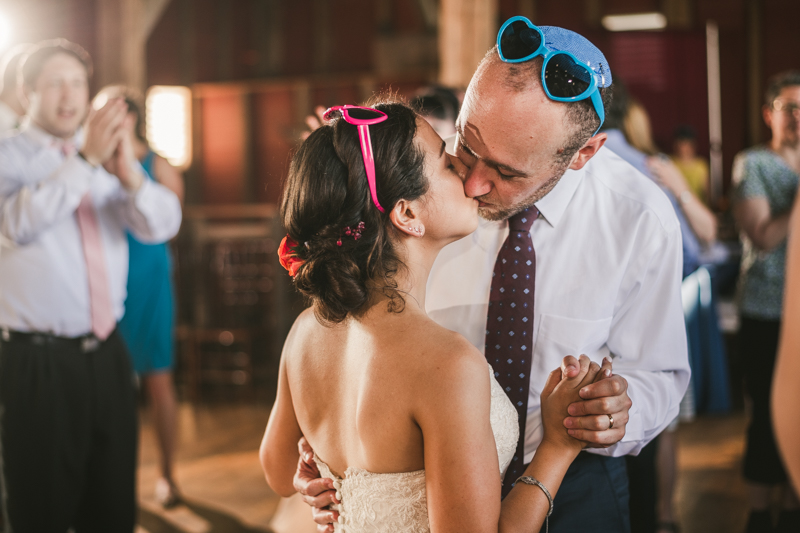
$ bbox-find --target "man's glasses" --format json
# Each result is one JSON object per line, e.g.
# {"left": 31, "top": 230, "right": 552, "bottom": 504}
{"left": 497, "top": 16, "right": 606, "bottom": 134}
{"left": 773, "top": 99, "right": 800, "bottom": 115}
{"left": 323, "top": 105, "right": 388, "bottom": 213}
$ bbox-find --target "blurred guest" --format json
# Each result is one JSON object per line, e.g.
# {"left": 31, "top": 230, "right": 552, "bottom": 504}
{"left": 95, "top": 85, "right": 184, "bottom": 508}
{"left": 0, "top": 39, "right": 181, "bottom": 531}
{"left": 670, "top": 125, "right": 710, "bottom": 205}
{"left": 624, "top": 100, "right": 718, "bottom": 246}
{"left": 774, "top": 189, "right": 800, "bottom": 496}
{"left": 733, "top": 69, "right": 800, "bottom": 533}
{"left": 0, "top": 44, "right": 32, "bottom": 133}
{"left": 410, "top": 84, "right": 461, "bottom": 138}
{"left": 601, "top": 82, "right": 702, "bottom": 278}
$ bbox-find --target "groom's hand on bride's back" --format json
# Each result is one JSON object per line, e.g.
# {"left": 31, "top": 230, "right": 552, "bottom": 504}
{"left": 561, "top": 355, "right": 631, "bottom": 448}
{"left": 293, "top": 437, "right": 340, "bottom": 532}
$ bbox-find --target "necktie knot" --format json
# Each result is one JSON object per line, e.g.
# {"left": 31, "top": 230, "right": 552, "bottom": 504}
{"left": 53, "top": 139, "right": 76, "bottom": 157}
{"left": 508, "top": 207, "right": 538, "bottom": 233}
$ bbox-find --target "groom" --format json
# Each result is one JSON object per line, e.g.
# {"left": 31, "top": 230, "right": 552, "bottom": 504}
{"left": 294, "top": 21, "right": 690, "bottom": 532}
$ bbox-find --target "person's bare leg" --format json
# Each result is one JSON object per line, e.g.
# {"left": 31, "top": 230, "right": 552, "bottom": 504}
{"left": 656, "top": 429, "right": 678, "bottom": 532}
{"left": 145, "top": 371, "right": 180, "bottom": 506}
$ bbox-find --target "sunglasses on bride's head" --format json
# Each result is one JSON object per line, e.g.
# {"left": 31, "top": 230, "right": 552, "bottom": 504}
{"left": 497, "top": 17, "right": 611, "bottom": 135}
{"left": 323, "top": 105, "right": 389, "bottom": 213}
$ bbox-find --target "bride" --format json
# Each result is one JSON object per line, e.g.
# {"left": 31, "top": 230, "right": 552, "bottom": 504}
{"left": 260, "top": 100, "right": 608, "bottom": 532}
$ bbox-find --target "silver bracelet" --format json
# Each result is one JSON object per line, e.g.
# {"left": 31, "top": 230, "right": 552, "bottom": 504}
{"left": 515, "top": 476, "right": 553, "bottom": 533}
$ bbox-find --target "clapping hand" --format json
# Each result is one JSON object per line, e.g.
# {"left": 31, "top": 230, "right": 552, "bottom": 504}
{"left": 301, "top": 106, "right": 328, "bottom": 140}
{"left": 82, "top": 98, "right": 144, "bottom": 191}
{"left": 103, "top": 118, "right": 144, "bottom": 191}
{"left": 80, "top": 98, "right": 127, "bottom": 167}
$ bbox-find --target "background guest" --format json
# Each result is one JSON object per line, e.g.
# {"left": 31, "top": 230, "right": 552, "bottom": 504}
{"left": 95, "top": 84, "right": 185, "bottom": 508}
{"left": 0, "top": 39, "right": 182, "bottom": 531}
{"left": 733, "top": 69, "right": 800, "bottom": 533}
{"left": 0, "top": 43, "right": 32, "bottom": 134}
{"left": 670, "top": 125, "right": 710, "bottom": 206}
{"left": 410, "top": 84, "right": 461, "bottom": 138}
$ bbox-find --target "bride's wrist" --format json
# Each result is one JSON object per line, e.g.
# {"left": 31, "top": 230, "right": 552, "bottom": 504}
{"left": 539, "top": 434, "right": 582, "bottom": 459}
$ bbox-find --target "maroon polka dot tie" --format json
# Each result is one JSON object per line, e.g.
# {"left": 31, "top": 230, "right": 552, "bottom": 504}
{"left": 485, "top": 206, "right": 538, "bottom": 499}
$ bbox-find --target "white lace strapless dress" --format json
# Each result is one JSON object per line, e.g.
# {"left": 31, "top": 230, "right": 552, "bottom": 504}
{"left": 315, "top": 364, "right": 519, "bottom": 532}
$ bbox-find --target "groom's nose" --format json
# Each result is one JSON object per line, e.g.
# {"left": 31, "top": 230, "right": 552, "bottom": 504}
{"left": 463, "top": 160, "right": 494, "bottom": 198}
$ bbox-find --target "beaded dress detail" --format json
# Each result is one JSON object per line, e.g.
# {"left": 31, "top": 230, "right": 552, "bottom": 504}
{"left": 315, "top": 364, "right": 519, "bottom": 532}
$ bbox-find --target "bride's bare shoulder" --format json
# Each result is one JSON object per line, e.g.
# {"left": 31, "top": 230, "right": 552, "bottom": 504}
{"left": 404, "top": 317, "right": 488, "bottom": 377}
{"left": 282, "top": 308, "right": 338, "bottom": 355}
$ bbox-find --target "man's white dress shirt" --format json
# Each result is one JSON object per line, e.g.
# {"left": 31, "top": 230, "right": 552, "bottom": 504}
{"left": 0, "top": 123, "right": 182, "bottom": 337}
{"left": 427, "top": 145, "right": 691, "bottom": 461}
{"left": 0, "top": 101, "right": 20, "bottom": 135}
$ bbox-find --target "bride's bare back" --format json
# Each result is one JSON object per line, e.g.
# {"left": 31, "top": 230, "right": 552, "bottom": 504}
{"left": 284, "top": 304, "right": 482, "bottom": 477}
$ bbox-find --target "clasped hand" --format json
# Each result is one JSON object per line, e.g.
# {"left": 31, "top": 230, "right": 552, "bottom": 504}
{"left": 559, "top": 354, "right": 631, "bottom": 448}
{"left": 80, "top": 98, "right": 143, "bottom": 191}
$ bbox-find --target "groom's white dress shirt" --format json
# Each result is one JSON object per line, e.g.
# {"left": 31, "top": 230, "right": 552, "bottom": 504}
{"left": 427, "top": 145, "right": 691, "bottom": 461}
{"left": 0, "top": 123, "right": 182, "bottom": 337}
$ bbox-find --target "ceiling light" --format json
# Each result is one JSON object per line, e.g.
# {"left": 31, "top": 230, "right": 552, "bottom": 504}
{"left": 602, "top": 12, "right": 667, "bottom": 32}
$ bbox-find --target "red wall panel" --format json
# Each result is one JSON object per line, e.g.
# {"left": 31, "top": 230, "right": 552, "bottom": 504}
{"left": 253, "top": 89, "right": 295, "bottom": 204}
{"left": 201, "top": 91, "right": 248, "bottom": 204}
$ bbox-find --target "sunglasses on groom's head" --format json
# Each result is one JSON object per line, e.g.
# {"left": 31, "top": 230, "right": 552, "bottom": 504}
{"left": 497, "top": 17, "right": 610, "bottom": 135}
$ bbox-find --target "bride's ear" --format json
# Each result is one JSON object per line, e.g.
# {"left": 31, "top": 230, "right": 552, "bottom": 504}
{"left": 389, "top": 199, "right": 425, "bottom": 238}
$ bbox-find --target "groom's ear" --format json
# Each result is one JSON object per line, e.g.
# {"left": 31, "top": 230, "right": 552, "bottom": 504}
{"left": 389, "top": 199, "right": 425, "bottom": 238}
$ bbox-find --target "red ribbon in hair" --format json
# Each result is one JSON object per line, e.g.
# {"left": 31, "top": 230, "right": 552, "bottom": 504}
{"left": 277, "top": 235, "right": 304, "bottom": 277}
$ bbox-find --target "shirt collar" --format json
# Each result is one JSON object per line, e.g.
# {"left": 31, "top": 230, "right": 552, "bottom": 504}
{"left": 472, "top": 163, "right": 586, "bottom": 251}
{"left": 533, "top": 164, "right": 584, "bottom": 228}
{"left": 20, "top": 120, "right": 83, "bottom": 149}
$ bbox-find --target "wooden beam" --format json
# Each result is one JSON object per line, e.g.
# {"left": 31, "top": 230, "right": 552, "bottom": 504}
{"left": 518, "top": 0, "right": 536, "bottom": 22}
{"left": 438, "top": 0, "right": 499, "bottom": 88}
{"left": 746, "top": 0, "right": 763, "bottom": 146}
{"left": 95, "top": 0, "right": 175, "bottom": 92}
{"left": 661, "top": 0, "right": 693, "bottom": 29}
{"left": 142, "top": 0, "right": 173, "bottom": 39}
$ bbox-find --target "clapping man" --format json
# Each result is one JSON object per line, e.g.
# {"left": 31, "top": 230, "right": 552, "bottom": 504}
{"left": 0, "top": 39, "right": 181, "bottom": 532}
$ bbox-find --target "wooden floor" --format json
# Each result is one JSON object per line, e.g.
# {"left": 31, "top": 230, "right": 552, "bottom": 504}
{"left": 136, "top": 403, "right": 751, "bottom": 533}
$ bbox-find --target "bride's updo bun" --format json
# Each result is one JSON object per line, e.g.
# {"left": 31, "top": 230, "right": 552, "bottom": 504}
{"left": 281, "top": 100, "right": 428, "bottom": 323}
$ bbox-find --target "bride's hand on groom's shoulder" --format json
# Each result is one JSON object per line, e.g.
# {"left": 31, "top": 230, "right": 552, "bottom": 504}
{"left": 540, "top": 355, "right": 602, "bottom": 453}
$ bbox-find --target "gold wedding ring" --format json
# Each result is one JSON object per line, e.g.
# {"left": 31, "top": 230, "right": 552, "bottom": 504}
{"left": 607, "top": 414, "right": 614, "bottom": 430}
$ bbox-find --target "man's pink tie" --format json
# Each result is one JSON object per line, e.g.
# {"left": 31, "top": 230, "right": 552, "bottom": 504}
{"left": 62, "top": 141, "right": 116, "bottom": 340}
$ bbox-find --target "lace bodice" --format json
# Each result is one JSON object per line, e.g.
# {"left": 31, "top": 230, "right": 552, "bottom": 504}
{"left": 315, "top": 364, "right": 519, "bottom": 532}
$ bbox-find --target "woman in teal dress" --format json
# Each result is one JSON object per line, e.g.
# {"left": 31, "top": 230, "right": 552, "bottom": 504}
{"left": 99, "top": 86, "right": 185, "bottom": 508}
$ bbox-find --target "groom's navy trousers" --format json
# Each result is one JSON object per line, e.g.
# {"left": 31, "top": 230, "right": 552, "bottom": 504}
{"left": 539, "top": 452, "right": 631, "bottom": 533}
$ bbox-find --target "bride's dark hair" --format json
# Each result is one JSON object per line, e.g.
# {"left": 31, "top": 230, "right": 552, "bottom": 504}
{"left": 281, "top": 99, "right": 428, "bottom": 324}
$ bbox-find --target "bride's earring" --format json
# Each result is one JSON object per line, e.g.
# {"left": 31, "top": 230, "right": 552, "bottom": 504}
{"left": 407, "top": 226, "right": 424, "bottom": 237}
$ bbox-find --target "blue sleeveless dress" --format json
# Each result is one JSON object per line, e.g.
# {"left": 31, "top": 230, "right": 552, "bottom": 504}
{"left": 118, "top": 150, "right": 175, "bottom": 375}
